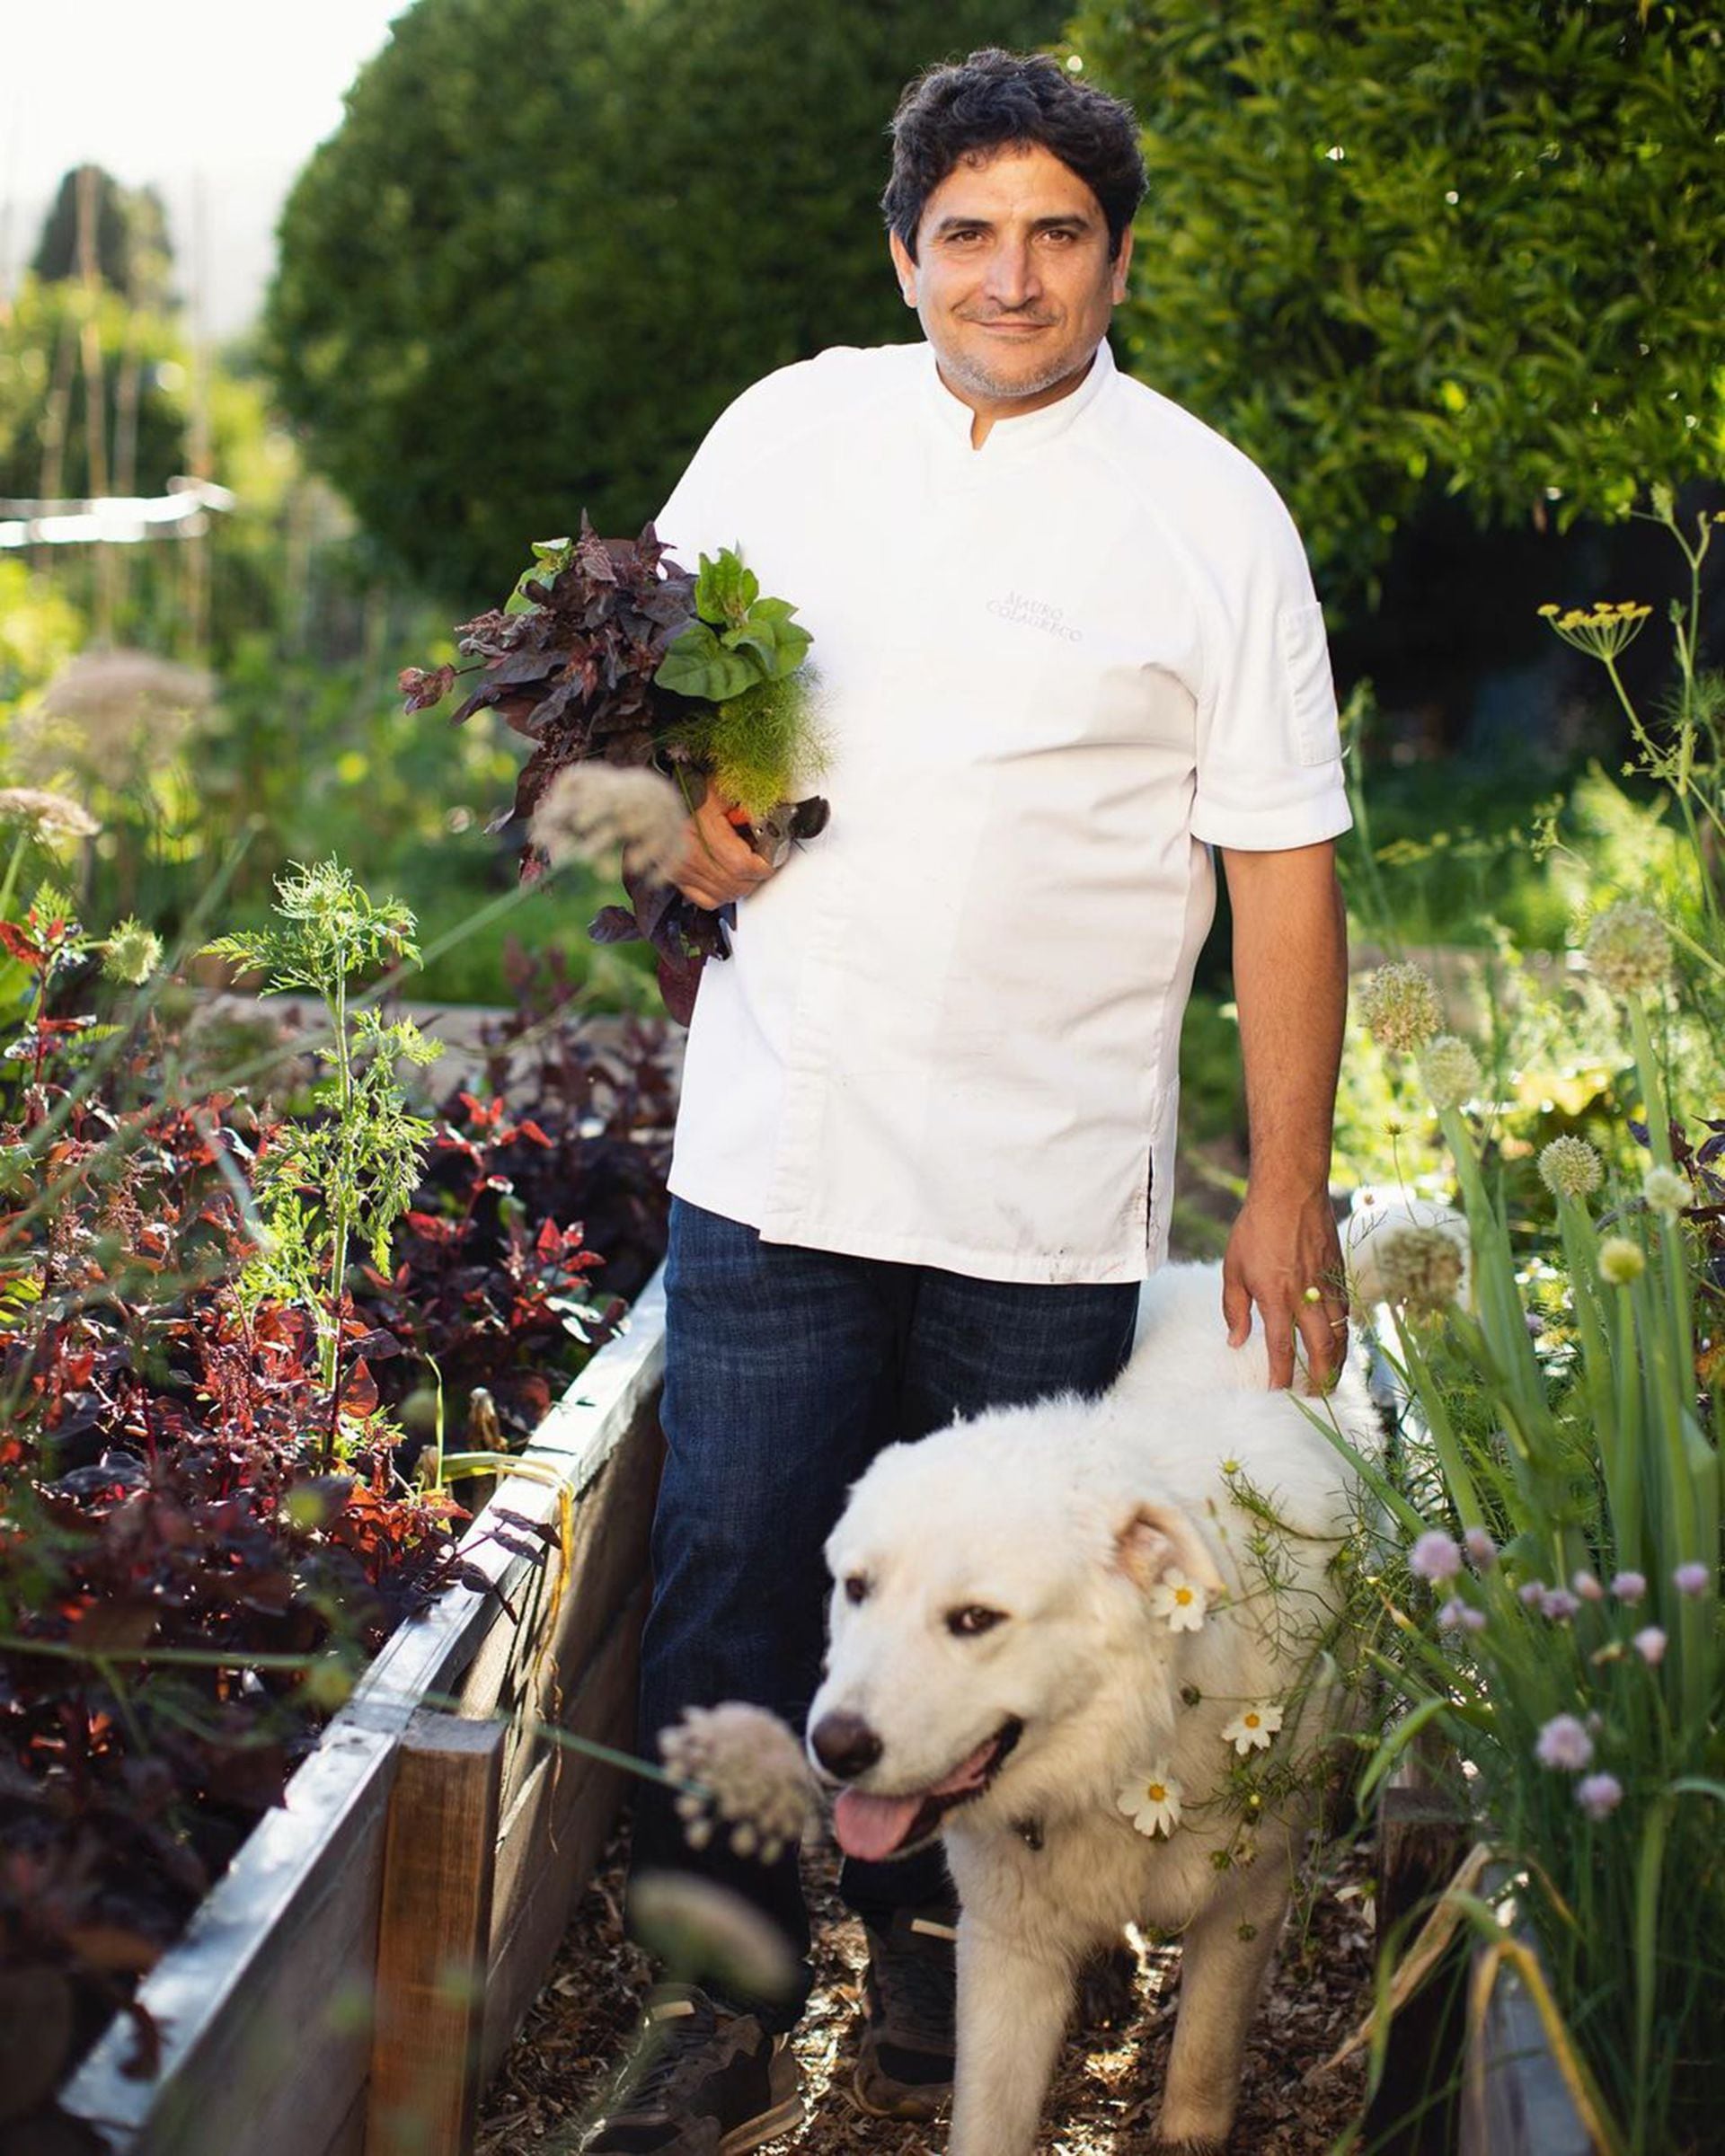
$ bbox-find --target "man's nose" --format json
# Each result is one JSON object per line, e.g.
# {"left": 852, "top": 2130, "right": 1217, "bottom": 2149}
{"left": 809, "top": 1709, "right": 883, "bottom": 1780}
{"left": 982, "top": 238, "right": 1039, "bottom": 309}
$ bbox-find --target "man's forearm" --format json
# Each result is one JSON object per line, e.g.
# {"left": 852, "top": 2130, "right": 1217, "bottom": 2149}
{"left": 1216, "top": 841, "right": 1349, "bottom": 1383}
{"left": 1221, "top": 842, "right": 1348, "bottom": 1199}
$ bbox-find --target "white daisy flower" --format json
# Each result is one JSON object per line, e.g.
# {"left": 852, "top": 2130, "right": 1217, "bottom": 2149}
{"left": 1117, "top": 1764, "right": 1183, "bottom": 1838}
{"left": 1148, "top": 1568, "right": 1208, "bottom": 1632}
{"left": 1221, "top": 1701, "right": 1283, "bottom": 1755}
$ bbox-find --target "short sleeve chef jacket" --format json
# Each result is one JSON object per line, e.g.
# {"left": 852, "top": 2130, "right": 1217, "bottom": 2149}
{"left": 655, "top": 336, "right": 1350, "bottom": 1286}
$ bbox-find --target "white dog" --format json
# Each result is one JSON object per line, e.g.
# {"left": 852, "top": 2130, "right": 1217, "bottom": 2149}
{"left": 808, "top": 1262, "right": 1378, "bottom": 2154}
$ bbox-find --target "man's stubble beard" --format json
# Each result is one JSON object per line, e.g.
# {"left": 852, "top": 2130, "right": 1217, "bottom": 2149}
{"left": 936, "top": 328, "right": 1095, "bottom": 409}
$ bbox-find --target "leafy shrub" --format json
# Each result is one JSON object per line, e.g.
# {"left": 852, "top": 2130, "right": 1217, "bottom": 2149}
{"left": 0, "top": 869, "right": 673, "bottom": 2115}
{"left": 1071, "top": 2, "right": 1725, "bottom": 598}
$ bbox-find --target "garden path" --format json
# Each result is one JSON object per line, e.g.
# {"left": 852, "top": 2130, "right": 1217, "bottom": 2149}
{"left": 476, "top": 1818, "right": 1373, "bottom": 2154}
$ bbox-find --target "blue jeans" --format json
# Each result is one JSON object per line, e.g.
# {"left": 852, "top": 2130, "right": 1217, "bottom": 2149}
{"left": 631, "top": 1197, "right": 1139, "bottom": 2022}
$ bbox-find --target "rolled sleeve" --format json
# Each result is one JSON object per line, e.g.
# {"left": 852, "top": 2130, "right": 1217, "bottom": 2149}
{"left": 1189, "top": 493, "right": 1352, "bottom": 852}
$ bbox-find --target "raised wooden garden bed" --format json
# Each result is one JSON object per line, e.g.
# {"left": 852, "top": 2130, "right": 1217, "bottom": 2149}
{"left": 58, "top": 1269, "right": 668, "bottom": 2156}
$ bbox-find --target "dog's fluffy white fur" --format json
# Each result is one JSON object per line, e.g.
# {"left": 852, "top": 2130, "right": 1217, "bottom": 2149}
{"left": 809, "top": 1261, "right": 1379, "bottom": 2154}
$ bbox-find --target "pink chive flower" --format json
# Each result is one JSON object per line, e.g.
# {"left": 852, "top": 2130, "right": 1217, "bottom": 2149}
{"left": 1571, "top": 1570, "right": 1605, "bottom": 1603}
{"left": 1411, "top": 1531, "right": 1464, "bottom": 1583}
{"left": 1535, "top": 1714, "right": 1595, "bottom": 1772}
{"left": 1611, "top": 1571, "right": 1647, "bottom": 1604}
{"left": 1518, "top": 1580, "right": 1547, "bottom": 1608}
{"left": 1674, "top": 1562, "right": 1712, "bottom": 1597}
{"left": 1438, "top": 1598, "right": 1487, "bottom": 1633}
{"left": 1540, "top": 1587, "right": 1581, "bottom": 1622}
{"left": 1464, "top": 1528, "right": 1499, "bottom": 1569}
{"left": 1633, "top": 1626, "right": 1668, "bottom": 1666}
{"left": 1576, "top": 1772, "right": 1624, "bottom": 1821}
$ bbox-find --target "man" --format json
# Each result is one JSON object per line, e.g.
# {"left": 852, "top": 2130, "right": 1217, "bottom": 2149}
{"left": 584, "top": 48, "right": 1350, "bottom": 2155}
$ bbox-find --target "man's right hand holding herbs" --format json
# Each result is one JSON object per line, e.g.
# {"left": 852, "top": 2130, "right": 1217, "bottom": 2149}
{"left": 669, "top": 789, "right": 778, "bottom": 912}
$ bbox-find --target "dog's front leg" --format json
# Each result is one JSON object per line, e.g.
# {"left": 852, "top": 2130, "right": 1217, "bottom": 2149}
{"left": 948, "top": 1915, "right": 1072, "bottom": 2156}
{"left": 1154, "top": 1865, "right": 1288, "bottom": 2149}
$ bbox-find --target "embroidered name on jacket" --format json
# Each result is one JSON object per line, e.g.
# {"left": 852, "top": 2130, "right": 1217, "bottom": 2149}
{"left": 986, "top": 590, "right": 1084, "bottom": 641}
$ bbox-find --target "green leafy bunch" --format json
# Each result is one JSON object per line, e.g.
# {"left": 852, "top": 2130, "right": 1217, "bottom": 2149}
{"left": 656, "top": 550, "right": 824, "bottom": 825}
{"left": 655, "top": 549, "right": 811, "bottom": 702}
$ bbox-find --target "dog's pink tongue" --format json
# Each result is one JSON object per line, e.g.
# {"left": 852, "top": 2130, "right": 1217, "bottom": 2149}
{"left": 831, "top": 1737, "right": 999, "bottom": 1861}
{"left": 832, "top": 1789, "right": 924, "bottom": 1861}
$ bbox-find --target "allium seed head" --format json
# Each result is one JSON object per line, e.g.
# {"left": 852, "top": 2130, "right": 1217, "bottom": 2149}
{"left": 1641, "top": 1166, "right": 1691, "bottom": 1217}
{"left": 1576, "top": 1772, "right": 1623, "bottom": 1822}
{"left": 530, "top": 764, "right": 689, "bottom": 880}
{"left": 1598, "top": 1237, "right": 1646, "bottom": 1286}
{"left": 101, "top": 918, "right": 164, "bottom": 986}
{"left": 0, "top": 787, "right": 100, "bottom": 839}
{"left": 627, "top": 1872, "right": 800, "bottom": 2001}
{"left": 1582, "top": 902, "right": 1669, "bottom": 999}
{"left": 1420, "top": 1035, "right": 1482, "bottom": 1112}
{"left": 1410, "top": 1530, "right": 1464, "bottom": 1583}
{"left": 1376, "top": 1226, "right": 1467, "bottom": 1316}
{"left": 1537, "top": 1136, "right": 1604, "bottom": 1203}
{"left": 658, "top": 1701, "right": 816, "bottom": 1865}
{"left": 1358, "top": 962, "right": 1442, "bottom": 1054}
{"left": 1535, "top": 1713, "right": 1594, "bottom": 1772}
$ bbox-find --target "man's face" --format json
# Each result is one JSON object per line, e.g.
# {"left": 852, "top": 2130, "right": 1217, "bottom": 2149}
{"left": 889, "top": 142, "right": 1131, "bottom": 427}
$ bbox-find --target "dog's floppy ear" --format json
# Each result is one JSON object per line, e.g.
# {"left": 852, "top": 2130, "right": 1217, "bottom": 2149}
{"left": 1111, "top": 1502, "right": 1225, "bottom": 1595}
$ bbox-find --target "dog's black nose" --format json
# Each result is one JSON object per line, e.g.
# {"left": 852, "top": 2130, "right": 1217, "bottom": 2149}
{"left": 809, "top": 1710, "right": 882, "bottom": 1780}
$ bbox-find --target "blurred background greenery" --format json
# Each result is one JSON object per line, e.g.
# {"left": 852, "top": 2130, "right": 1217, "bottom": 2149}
{"left": 2, "top": 0, "right": 1721, "bottom": 1093}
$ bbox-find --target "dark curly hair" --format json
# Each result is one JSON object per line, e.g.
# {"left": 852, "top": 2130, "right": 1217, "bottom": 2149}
{"left": 882, "top": 49, "right": 1147, "bottom": 263}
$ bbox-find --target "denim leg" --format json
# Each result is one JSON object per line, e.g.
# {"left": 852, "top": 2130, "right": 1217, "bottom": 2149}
{"left": 837, "top": 1268, "right": 1140, "bottom": 1920}
{"left": 632, "top": 1200, "right": 908, "bottom": 2014}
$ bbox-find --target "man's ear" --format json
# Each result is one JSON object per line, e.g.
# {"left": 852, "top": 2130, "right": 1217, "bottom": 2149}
{"left": 1111, "top": 1501, "right": 1225, "bottom": 1595}
{"left": 888, "top": 228, "right": 918, "bottom": 308}
{"left": 1110, "top": 224, "right": 1135, "bottom": 304}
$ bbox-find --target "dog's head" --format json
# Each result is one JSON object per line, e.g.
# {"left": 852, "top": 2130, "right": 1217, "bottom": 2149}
{"left": 806, "top": 1400, "right": 1224, "bottom": 1863}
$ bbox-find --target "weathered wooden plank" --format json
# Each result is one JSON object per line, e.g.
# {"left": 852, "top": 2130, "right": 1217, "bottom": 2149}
{"left": 59, "top": 1272, "right": 668, "bottom": 2155}
{"left": 481, "top": 1586, "right": 648, "bottom": 2080}
{"left": 456, "top": 1392, "right": 661, "bottom": 1820}
{"left": 329, "top": 2079, "right": 368, "bottom": 2156}
{"left": 1460, "top": 1938, "right": 1598, "bottom": 2156}
{"left": 366, "top": 1712, "right": 507, "bottom": 2156}
{"left": 58, "top": 1710, "right": 398, "bottom": 2156}
{"left": 1365, "top": 1777, "right": 1468, "bottom": 2153}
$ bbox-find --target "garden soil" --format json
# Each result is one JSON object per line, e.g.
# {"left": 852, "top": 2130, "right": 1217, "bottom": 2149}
{"left": 476, "top": 1815, "right": 1373, "bottom": 2153}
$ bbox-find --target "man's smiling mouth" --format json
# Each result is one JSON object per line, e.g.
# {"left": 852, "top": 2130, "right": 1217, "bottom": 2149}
{"left": 829, "top": 1719, "right": 1024, "bottom": 1860}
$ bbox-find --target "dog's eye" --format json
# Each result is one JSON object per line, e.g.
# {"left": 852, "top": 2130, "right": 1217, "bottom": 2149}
{"left": 947, "top": 1605, "right": 1006, "bottom": 1638}
{"left": 844, "top": 1574, "right": 871, "bottom": 1605}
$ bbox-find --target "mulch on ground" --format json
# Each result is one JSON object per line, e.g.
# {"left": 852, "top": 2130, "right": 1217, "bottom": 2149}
{"left": 476, "top": 1813, "right": 1374, "bottom": 2153}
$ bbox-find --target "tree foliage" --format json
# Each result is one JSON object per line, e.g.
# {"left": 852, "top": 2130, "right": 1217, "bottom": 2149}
{"left": 0, "top": 278, "right": 191, "bottom": 499}
{"left": 1068, "top": 1, "right": 1725, "bottom": 597}
{"left": 263, "top": 0, "right": 1065, "bottom": 599}
{"left": 31, "top": 164, "right": 172, "bottom": 306}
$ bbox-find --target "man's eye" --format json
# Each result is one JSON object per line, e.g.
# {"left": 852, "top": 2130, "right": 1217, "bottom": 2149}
{"left": 947, "top": 1605, "right": 1006, "bottom": 1637}
{"left": 844, "top": 1574, "right": 870, "bottom": 1605}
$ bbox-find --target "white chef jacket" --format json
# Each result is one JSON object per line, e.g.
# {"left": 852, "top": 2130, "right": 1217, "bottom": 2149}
{"left": 655, "top": 336, "right": 1349, "bottom": 1285}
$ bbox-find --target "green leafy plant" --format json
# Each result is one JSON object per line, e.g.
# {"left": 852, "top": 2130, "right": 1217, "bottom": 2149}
{"left": 1338, "top": 524, "right": 1725, "bottom": 2151}
{"left": 403, "top": 527, "right": 827, "bottom": 1021}
{"left": 1071, "top": 2, "right": 1725, "bottom": 601}
{"left": 202, "top": 861, "right": 441, "bottom": 1401}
